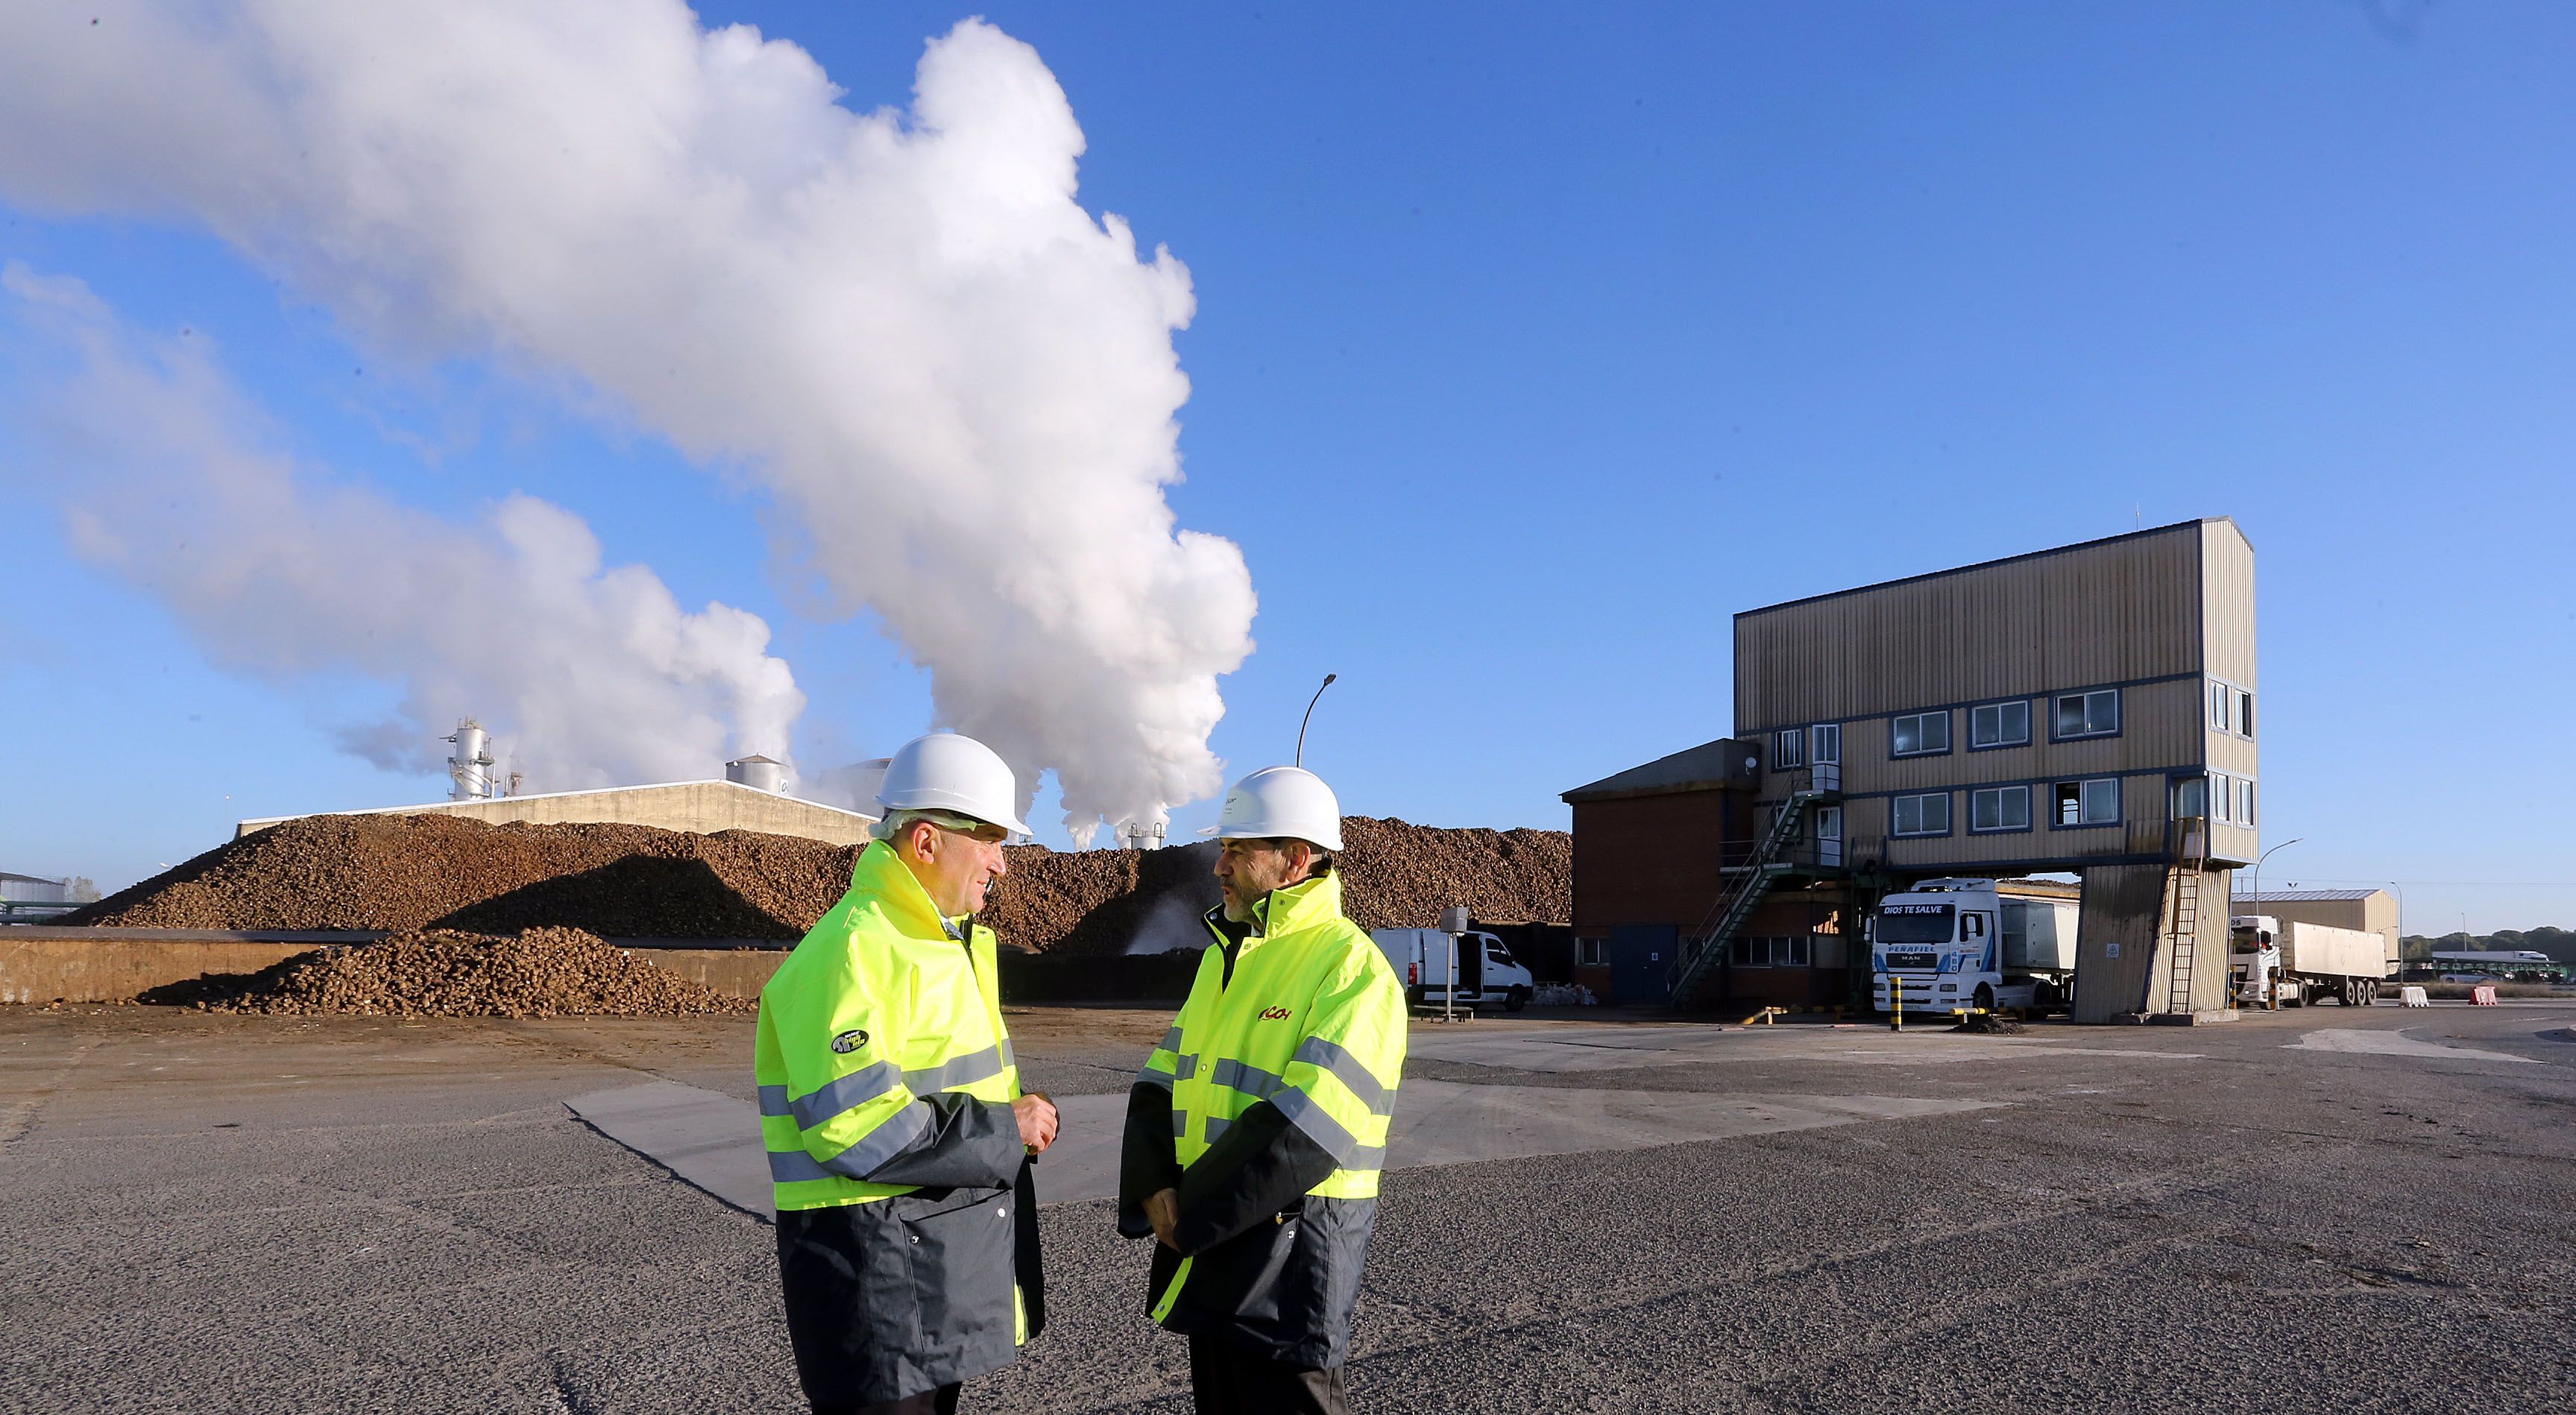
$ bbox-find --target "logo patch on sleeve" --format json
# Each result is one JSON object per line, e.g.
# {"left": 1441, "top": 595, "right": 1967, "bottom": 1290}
{"left": 830, "top": 1029, "right": 869, "bottom": 1054}
{"left": 1258, "top": 1006, "right": 1291, "bottom": 1021}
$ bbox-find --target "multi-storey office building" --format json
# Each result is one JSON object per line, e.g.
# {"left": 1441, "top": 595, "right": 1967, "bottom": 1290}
{"left": 1569, "top": 518, "right": 2256, "bottom": 1021}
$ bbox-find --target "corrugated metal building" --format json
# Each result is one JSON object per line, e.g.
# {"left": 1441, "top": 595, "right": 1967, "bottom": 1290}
{"left": 1566, "top": 518, "right": 2257, "bottom": 1021}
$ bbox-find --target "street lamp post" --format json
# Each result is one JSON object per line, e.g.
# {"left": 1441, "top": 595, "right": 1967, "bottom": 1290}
{"left": 2246, "top": 836, "right": 2304, "bottom": 935}
{"left": 1295, "top": 673, "right": 1338, "bottom": 768}
{"left": 2385, "top": 880, "right": 2405, "bottom": 977}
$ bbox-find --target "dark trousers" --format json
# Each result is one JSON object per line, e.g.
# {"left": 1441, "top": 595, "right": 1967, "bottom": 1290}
{"left": 1188, "top": 1334, "right": 1348, "bottom": 1415}
{"left": 814, "top": 1384, "right": 959, "bottom": 1415}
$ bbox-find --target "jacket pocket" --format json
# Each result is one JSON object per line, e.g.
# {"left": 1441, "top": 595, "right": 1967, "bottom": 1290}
{"left": 1186, "top": 1211, "right": 1301, "bottom": 1327}
{"left": 896, "top": 1187, "right": 1016, "bottom": 1352}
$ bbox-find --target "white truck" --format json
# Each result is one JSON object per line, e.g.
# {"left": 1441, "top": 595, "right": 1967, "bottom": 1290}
{"left": 1870, "top": 877, "right": 2081, "bottom": 1015}
{"left": 2230, "top": 915, "right": 2389, "bottom": 1006}
{"left": 1372, "top": 927, "right": 1537, "bottom": 1013}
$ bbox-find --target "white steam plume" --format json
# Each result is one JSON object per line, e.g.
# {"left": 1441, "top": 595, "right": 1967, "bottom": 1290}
{"left": 1, "top": 264, "right": 803, "bottom": 790}
{"left": 0, "top": 2, "right": 1257, "bottom": 839}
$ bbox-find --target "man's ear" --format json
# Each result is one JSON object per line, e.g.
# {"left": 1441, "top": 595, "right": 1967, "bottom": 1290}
{"left": 904, "top": 819, "right": 939, "bottom": 862}
{"left": 1287, "top": 839, "right": 1315, "bottom": 877}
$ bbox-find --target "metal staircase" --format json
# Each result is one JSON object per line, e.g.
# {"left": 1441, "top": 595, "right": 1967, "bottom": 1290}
{"left": 1668, "top": 766, "right": 1839, "bottom": 1009}
{"left": 2160, "top": 816, "right": 2210, "bottom": 1014}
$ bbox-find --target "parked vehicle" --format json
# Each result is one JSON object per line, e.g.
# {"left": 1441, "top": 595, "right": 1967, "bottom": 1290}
{"left": 1371, "top": 927, "right": 1536, "bottom": 1012}
{"left": 1870, "top": 877, "right": 2080, "bottom": 1015}
{"left": 2230, "top": 915, "right": 2390, "bottom": 1006}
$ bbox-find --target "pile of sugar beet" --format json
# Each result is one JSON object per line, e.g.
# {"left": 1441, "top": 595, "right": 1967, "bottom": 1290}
{"left": 72, "top": 813, "right": 1569, "bottom": 1016}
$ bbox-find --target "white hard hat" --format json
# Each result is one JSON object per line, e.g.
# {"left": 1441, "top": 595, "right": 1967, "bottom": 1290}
{"left": 1216, "top": 766, "right": 1344, "bottom": 853}
{"left": 875, "top": 732, "right": 1030, "bottom": 836}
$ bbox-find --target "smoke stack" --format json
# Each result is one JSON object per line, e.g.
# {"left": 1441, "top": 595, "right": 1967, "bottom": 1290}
{"left": 1118, "top": 816, "right": 1168, "bottom": 851}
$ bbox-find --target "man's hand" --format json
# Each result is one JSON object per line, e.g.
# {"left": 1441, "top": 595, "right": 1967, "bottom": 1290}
{"left": 1144, "top": 1187, "right": 1180, "bottom": 1249}
{"left": 1013, "top": 1092, "right": 1060, "bottom": 1156}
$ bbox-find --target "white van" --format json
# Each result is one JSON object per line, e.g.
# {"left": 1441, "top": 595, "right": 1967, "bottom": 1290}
{"left": 1370, "top": 927, "right": 1536, "bottom": 1012}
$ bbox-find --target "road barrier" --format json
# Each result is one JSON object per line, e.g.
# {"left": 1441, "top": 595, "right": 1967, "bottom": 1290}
{"left": 2469, "top": 984, "right": 2500, "bottom": 1006}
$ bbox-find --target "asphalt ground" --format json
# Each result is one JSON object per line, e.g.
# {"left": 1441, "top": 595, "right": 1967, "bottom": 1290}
{"left": 5, "top": 1001, "right": 2573, "bottom": 1413}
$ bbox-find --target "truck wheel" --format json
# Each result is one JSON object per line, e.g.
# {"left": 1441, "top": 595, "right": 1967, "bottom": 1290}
{"left": 1973, "top": 983, "right": 1996, "bottom": 1012}
{"left": 1503, "top": 986, "right": 1528, "bottom": 1014}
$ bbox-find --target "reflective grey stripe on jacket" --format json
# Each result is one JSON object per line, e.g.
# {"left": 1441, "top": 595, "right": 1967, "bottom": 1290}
{"left": 1291, "top": 1036, "right": 1394, "bottom": 1115}
{"left": 766, "top": 1100, "right": 934, "bottom": 1182}
{"left": 1270, "top": 1088, "right": 1382, "bottom": 1167}
{"left": 903, "top": 1043, "right": 1010, "bottom": 1094}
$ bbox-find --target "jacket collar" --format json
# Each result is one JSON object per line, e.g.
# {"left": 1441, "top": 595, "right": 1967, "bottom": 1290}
{"left": 849, "top": 839, "right": 974, "bottom": 942}
{"left": 1206, "top": 866, "right": 1347, "bottom": 943}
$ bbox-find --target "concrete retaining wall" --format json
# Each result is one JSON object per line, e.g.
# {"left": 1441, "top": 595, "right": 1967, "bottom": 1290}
{"left": 0, "top": 936, "right": 318, "bottom": 1005}
{"left": 236, "top": 778, "right": 877, "bottom": 846}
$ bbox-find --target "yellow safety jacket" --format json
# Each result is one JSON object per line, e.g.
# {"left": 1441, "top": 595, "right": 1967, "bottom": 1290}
{"left": 756, "top": 841, "right": 1040, "bottom": 1406}
{"left": 1118, "top": 867, "right": 1406, "bottom": 1368}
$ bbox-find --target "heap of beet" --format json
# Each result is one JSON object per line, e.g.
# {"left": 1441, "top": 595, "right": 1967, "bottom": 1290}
{"left": 151, "top": 927, "right": 755, "bottom": 1018}
{"left": 66, "top": 811, "right": 1569, "bottom": 955}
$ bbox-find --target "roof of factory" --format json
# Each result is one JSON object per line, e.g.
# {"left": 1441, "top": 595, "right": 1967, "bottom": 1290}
{"left": 1562, "top": 737, "right": 1759, "bottom": 804}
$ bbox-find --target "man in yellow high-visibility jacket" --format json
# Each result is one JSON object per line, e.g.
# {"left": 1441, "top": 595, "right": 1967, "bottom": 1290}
{"left": 758, "top": 732, "right": 1060, "bottom": 1415}
{"left": 1119, "top": 766, "right": 1407, "bottom": 1415}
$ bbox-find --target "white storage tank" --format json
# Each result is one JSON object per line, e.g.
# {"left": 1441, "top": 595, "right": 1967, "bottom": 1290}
{"left": 727, "top": 754, "right": 788, "bottom": 794}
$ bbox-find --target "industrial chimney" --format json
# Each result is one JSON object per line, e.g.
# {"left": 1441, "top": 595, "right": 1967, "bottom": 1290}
{"left": 1118, "top": 819, "right": 1167, "bottom": 851}
{"left": 444, "top": 719, "right": 496, "bottom": 801}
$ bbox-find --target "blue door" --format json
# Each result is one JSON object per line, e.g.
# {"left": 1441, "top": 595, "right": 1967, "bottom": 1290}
{"left": 1608, "top": 924, "right": 1678, "bottom": 1004}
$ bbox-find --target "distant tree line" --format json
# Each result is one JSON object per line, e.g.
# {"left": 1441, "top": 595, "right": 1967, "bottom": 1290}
{"left": 2399, "top": 926, "right": 2576, "bottom": 963}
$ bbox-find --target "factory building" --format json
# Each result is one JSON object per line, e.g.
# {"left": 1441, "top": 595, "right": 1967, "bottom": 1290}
{"left": 237, "top": 758, "right": 878, "bottom": 848}
{"left": 1566, "top": 517, "right": 2257, "bottom": 1021}
{"left": 235, "top": 722, "right": 881, "bottom": 848}
{"left": 1, "top": 871, "right": 96, "bottom": 921}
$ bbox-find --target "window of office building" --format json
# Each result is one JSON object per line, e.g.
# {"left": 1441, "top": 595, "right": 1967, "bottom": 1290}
{"left": 2208, "top": 678, "right": 2256, "bottom": 740}
{"left": 1971, "top": 700, "right": 2030, "bottom": 749}
{"left": 1971, "top": 784, "right": 2032, "bottom": 832}
{"left": 2053, "top": 689, "right": 2120, "bottom": 740}
{"left": 1728, "top": 936, "right": 1810, "bottom": 968}
{"left": 2053, "top": 777, "right": 2119, "bottom": 827}
{"left": 1774, "top": 727, "right": 1804, "bottom": 770}
{"left": 1892, "top": 710, "right": 1951, "bottom": 757}
{"left": 1893, "top": 791, "right": 1952, "bottom": 836}
{"left": 1578, "top": 936, "right": 1606, "bottom": 968}
{"left": 1811, "top": 722, "right": 1841, "bottom": 764}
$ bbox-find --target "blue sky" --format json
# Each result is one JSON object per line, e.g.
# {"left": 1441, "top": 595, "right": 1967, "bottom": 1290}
{"left": 2, "top": 1, "right": 2570, "bottom": 934}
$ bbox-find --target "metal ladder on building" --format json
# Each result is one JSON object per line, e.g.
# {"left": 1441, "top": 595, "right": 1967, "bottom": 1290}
{"left": 1667, "top": 772, "right": 1835, "bottom": 1009}
{"left": 2161, "top": 817, "right": 2210, "bottom": 1014}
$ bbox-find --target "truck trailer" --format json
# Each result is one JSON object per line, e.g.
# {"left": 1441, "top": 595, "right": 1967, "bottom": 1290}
{"left": 1870, "top": 877, "right": 2081, "bottom": 1015}
{"left": 2231, "top": 915, "right": 2389, "bottom": 1006}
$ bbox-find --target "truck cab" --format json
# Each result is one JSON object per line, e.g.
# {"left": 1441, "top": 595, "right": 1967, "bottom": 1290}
{"left": 1871, "top": 877, "right": 2079, "bottom": 1015}
{"left": 2229, "top": 914, "right": 2283, "bottom": 1004}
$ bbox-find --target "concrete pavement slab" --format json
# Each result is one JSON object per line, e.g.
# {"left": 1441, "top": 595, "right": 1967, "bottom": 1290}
{"left": 569, "top": 1079, "right": 2000, "bottom": 1213}
{"left": 567, "top": 1080, "right": 775, "bottom": 1220}
{"left": 2285, "top": 1027, "right": 2542, "bottom": 1064}
{"left": 1408, "top": 1023, "right": 2203, "bottom": 1072}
